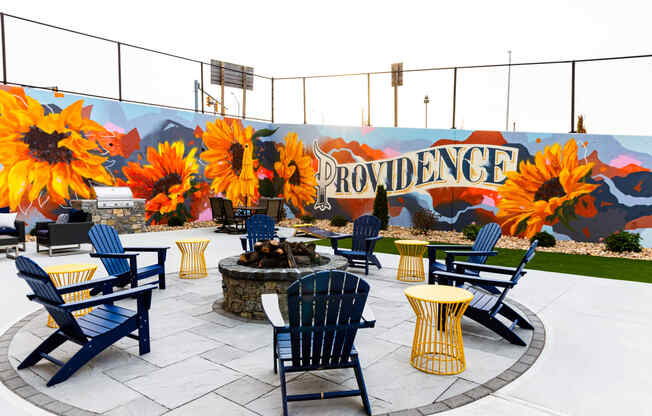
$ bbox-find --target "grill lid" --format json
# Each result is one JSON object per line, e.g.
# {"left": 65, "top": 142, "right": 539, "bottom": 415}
{"left": 93, "top": 186, "right": 135, "bottom": 208}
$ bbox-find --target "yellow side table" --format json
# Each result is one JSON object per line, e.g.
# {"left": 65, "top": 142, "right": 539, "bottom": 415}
{"left": 44, "top": 263, "right": 98, "bottom": 328}
{"left": 405, "top": 285, "right": 473, "bottom": 375}
{"left": 176, "top": 239, "right": 210, "bottom": 279}
{"left": 395, "top": 240, "right": 428, "bottom": 282}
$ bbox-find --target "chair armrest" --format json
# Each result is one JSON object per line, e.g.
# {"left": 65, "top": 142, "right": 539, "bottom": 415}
{"left": 361, "top": 304, "right": 376, "bottom": 328}
{"left": 433, "top": 270, "right": 516, "bottom": 288}
{"left": 90, "top": 252, "right": 139, "bottom": 259}
{"left": 453, "top": 261, "right": 519, "bottom": 275}
{"left": 428, "top": 244, "right": 473, "bottom": 250}
{"left": 62, "top": 284, "right": 158, "bottom": 312}
{"left": 261, "top": 293, "right": 285, "bottom": 328}
{"left": 330, "top": 234, "right": 352, "bottom": 241}
{"left": 240, "top": 236, "right": 248, "bottom": 251}
{"left": 35, "top": 221, "right": 52, "bottom": 230}
{"left": 13, "top": 220, "right": 25, "bottom": 241}
{"left": 123, "top": 247, "right": 169, "bottom": 252}
{"left": 56, "top": 275, "right": 124, "bottom": 295}
{"left": 445, "top": 250, "right": 497, "bottom": 257}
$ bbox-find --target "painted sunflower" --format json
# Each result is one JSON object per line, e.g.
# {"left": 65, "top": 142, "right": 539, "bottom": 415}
{"left": 496, "top": 139, "right": 598, "bottom": 238}
{"left": 274, "top": 132, "right": 317, "bottom": 214}
{"left": 121, "top": 141, "right": 198, "bottom": 222}
{"left": 200, "top": 118, "right": 258, "bottom": 206}
{"left": 0, "top": 88, "right": 113, "bottom": 210}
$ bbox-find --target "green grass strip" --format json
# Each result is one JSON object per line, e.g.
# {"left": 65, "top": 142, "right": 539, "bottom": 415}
{"left": 315, "top": 237, "right": 652, "bottom": 284}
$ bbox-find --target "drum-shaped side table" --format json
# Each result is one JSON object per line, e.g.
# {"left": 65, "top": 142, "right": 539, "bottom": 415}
{"left": 176, "top": 239, "right": 210, "bottom": 279}
{"left": 405, "top": 285, "right": 473, "bottom": 375}
{"left": 44, "top": 263, "right": 98, "bottom": 328}
{"left": 395, "top": 240, "right": 428, "bottom": 282}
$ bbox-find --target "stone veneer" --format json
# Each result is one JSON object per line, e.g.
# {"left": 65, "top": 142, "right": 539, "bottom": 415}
{"left": 218, "top": 254, "right": 349, "bottom": 320}
{"left": 71, "top": 199, "right": 146, "bottom": 234}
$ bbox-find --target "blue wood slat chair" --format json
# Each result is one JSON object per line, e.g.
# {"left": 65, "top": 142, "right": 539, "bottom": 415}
{"left": 262, "top": 270, "right": 376, "bottom": 416}
{"left": 432, "top": 240, "right": 538, "bottom": 346}
{"left": 427, "top": 222, "right": 502, "bottom": 293}
{"left": 239, "top": 214, "right": 285, "bottom": 251}
{"left": 89, "top": 224, "right": 169, "bottom": 290}
{"left": 14, "top": 256, "right": 156, "bottom": 386}
{"left": 329, "top": 215, "right": 382, "bottom": 275}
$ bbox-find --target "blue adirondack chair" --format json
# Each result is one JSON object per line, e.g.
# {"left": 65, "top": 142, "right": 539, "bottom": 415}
{"left": 239, "top": 214, "right": 285, "bottom": 251}
{"left": 262, "top": 270, "right": 376, "bottom": 416}
{"left": 15, "top": 256, "right": 156, "bottom": 386}
{"left": 89, "top": 224, "right": 169, "bottom": 290}
{"left": 427, "top": 222, "right": 502, "bottom": 292}
{"left": 432, "top": 240, "right": 538, "bottom": 346}
{"left": 329, "top": 215, "right": 382, "bottom": 275}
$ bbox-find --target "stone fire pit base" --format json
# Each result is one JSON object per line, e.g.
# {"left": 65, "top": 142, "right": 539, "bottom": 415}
{"left": 218, "top": 253, "right": 348, "bottom": 320}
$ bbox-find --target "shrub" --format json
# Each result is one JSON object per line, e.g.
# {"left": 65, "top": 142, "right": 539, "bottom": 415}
{"left": 372, "top": 185, "right": 389, "bottom": 230}
{"left": 412, "top": 209, "right": 438, "bottom": 234}
{"left": 299, "top": 215, "right": 315, "bottom": 224}
{"left": 330, "top": 215, "right": 348, "bottom": 227}
{"left": 462, "top": 223, "right": 481, "bottom": 241}
{"left": 167, "top": 216, "right": 185, "bottom": 227}
{"left": 605, "top": 230, "right": 642, "bottom": 253}
{"left": 531, "top": 231, "right": 556, "bottom": 247}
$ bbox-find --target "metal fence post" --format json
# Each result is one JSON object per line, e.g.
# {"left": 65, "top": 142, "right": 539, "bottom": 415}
{"left": 242, "top": 65, "right": 246, "bottom": 119}
{"left": 451, "top": 67, "right": 457, "bottom": 129}
{"left": 367, "top": 73, "right": 371, "bottom": 126}
{"left": 302, "top": 77, "right": 306, "bottom": 124}
{"left": 117, "top": 42, "right": 122, "bottom": 101}
{"left": 1, "top": 13, "right": 6, "bottom": 85}
{"left": 200, "top": 62, "right": 204, "bottom": 114}
{"left": 570, "top": 61, "right": 576, "bottom": 133}
{"left": 271, "top": 77, "right": 275, "bottom": 123}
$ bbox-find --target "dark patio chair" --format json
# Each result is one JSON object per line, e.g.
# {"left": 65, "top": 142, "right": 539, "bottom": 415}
{"left": 88, "top": 224, "right": 169, "bottom": 290}
{"left": 239, "top": 214, "right": 285, "bottom": 251}
{"left": 223, "top": 199, "right": 246, "bottom": 233}
{"left": 329, "top": 215, "right": 382, "bottom": 275}
{"left": 209, "top": 197, "right": 226, "bottom": 232}
{"left": 432, "top": 240, "right": 538, "bottom": 346}
{"left": 427, "top": 222, "right": 501, "bottom": 293}
{"left": 265, "top": 198, "right": 284, "bottom": 223}
{"left": 36, "top": 210, "right": 93, "bottom": 256}
{"left": 262, "top": 270, "right": 376, "bottom": 416}
{"left": 15, "top": 256, "right": 156, "bottom": 386}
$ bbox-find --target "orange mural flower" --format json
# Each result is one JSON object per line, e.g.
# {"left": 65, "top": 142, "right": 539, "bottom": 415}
{"left": 121, "top": 141, "right": 198, "bottom": 222}
{"left": 0, "top": 88, "right": 113, "bottom": 210}
{"left": 200, "top": 118, "right": 258, "bottom": 206}
{"left": 274, "top": 132, "right": 317, "bottom": 214}
{"left": 496, "top": 139, "right": 599, "bottom": 238}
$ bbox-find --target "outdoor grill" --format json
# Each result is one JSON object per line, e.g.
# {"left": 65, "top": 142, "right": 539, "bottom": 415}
{"left": 93, "top": 186, "right": 136, "bottom": 209}
{"left": 71, "top": 186, "right": 146, "bottom": 234}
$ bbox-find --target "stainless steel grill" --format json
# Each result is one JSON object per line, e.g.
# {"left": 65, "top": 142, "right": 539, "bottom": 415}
{"left": 93, "top": 186, "right": 135, "bottom": 209}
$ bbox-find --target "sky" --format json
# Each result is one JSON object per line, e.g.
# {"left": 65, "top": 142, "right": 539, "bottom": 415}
{"left": 2, "top": 0, "right": 652, "bottom": 135}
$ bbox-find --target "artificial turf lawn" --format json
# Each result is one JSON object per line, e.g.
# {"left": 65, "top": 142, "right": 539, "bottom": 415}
{"left": 315, "top": 237, "right": 652, "bottom": 284}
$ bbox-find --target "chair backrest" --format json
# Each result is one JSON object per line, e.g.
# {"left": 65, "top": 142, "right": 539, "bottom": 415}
{"left": 15, "top": 256, "right": 87, "bottom": 344}
{"left": 210, "top": 197, "right": 224, "bottom": 220}
{"left": 223, "top": 199, "right": 236, "bottom": 221}
{"left": 88, "top": 224, "right": 129, "bottom": 276}
{"left": 468, "top": 222, "right": 502, "bottom": 264}
{"left": 351, "top": 215, "right": 381, "bottom": 252}
{"left": 244, "top": 215, "right": 276, "bottom": 251}
{"left": 266, "top": 199, "right": 283, "bottom": 221}
{"left": 493, "top": 240, "right": 538, "bottom": 311}
{"left": 286, "top": 270, "right": 370, "bottom": 369}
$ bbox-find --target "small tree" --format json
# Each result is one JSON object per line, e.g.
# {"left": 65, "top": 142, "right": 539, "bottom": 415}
{"left": 372, "top": 185, "right": 389, "bottom": 230}
{"left": 577, "top": 115, "right": 587, "bottom": 133}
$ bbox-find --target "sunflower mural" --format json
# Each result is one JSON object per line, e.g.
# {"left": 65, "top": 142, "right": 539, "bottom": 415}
{"left": 200, "top": 118, "right": 259, "bottom": 206}
{"left": 496, "top": 139, "right": 599, "bottom": 238}
{"left": 120, "top": 141, "right": 203, "bottom": 224}
{"left": 274, "top": 132, "right": 317, "bottom": 214}
{"left": 0, "top": 88, "right": 113, "bottom": 211}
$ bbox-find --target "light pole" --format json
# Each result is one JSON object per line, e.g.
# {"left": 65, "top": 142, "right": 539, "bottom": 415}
{"left": 424, "top": 94, "right": 430, "bottom": 128}
{"left": 505, "top": 50, "right": 512, "bottom": 131}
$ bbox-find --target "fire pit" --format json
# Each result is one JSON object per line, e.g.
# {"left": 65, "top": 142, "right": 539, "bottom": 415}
{"left": 218, "top": 243, "right": 347, "bottom": 320}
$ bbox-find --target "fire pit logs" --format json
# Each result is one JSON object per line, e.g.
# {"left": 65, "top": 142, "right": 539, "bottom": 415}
{"left": 238, "top": 240, "right": 321, "bottom": 268}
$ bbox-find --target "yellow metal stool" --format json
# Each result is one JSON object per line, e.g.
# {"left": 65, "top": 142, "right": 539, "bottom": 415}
{"left": 405, "top": 285, "right": 473, "bottom": 375}
{"left": 44, "top": 263, "right": 98, "bottom": 328}
{"left": 176, "top": 239, "right": 210, "bottom": 279}
{"left": 395, "top": 240, "right": 428, "bottom": 282}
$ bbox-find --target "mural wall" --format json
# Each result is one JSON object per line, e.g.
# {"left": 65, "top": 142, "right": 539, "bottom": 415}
{"left": 2, "top": 86, "right": 652, "bottom": 246}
